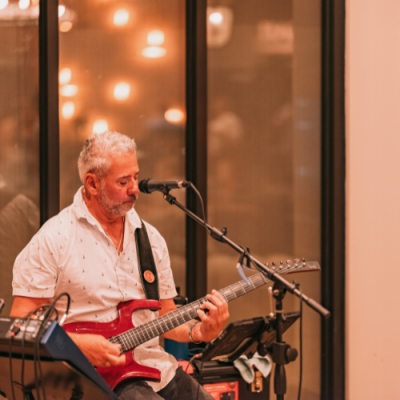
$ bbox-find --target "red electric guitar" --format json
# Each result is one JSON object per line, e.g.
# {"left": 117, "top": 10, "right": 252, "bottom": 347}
{"left": 63, "top": 259, "right": 320, "bottom": 390}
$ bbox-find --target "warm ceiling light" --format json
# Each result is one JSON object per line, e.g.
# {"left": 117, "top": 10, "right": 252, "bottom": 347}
{"left": 93, "top": 120, "right": 109, "bottom": 134}
{"left": 19, "top": 0, "right": 30, "bottom": 10}
{"left": 0, "top": 0, "right": 8, "bottom": 11}
{"left": 62, "top": 102, "right": 75, "bottom": 119}
{"left": 58, "top": 5, "right": 66, "bottom": 17}
{"left": 147, "top": 30, "right": 164, "bottom": 46}
{"left": 209, "top": 12, "right": 223, "bottom": 25}
{"left": 164, "top": 108, "right": 185, "bottom": 124}
{"left": 60, "top": 84, "right": 78, "bottom": 97}
{"left": 59, "top": 68, "right": 71, "bottom": 85}
{"left": 60, "top": 21, "right": 73, "bottom": 32}
{"left": 113, "top": 82, "right": 130, "bottom": 101}
{"left": 31, "top": 0, "right": 38, "bottom": 5}
{"left": 113, "top": 9, "right": 129, "bottom": 26}
{"left": 142, "top": 46, "right": 166, "bottom": 58}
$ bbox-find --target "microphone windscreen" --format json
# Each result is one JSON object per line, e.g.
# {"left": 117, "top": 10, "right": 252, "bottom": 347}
{"left": 138, "top": 179, "right": 150, "bottom": 193}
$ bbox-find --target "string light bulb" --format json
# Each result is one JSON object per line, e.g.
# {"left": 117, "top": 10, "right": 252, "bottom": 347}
{"left": 19, "top": 0, "right": 29, "bottom": 10}
{"left": 93, "top": 120, "right": 108, "bottom": 134}
{"left": 164, "top": 108, "right": 185, "bottom": 124}
{"left": 113, "top": 9, "right": 129, "bottom": 26}
{"left": 0, "top": 0, "right": 8, "bottom": 11}
{"left": 142, "top": 47, "right": 166, "bottom": 58}
{"left": 209, "top": 12, "right": 223, "bottom": 25}
{"left": 60, "top": 21, "right": 73, "bottom": 32}
{"left": 62, "top": 102, "right": 75, "bottom": 119}
{"left": 60, "top": 84, "right": 78, "bottom": 97}
{"left": 142, "top": 30, "right": 166, "bottom": 58}
{"left": 59, "top": 68, "right": 71, "bottom": 85}
{"left": 58, "top": 5, "right": 66, "bottom": 17}
{"left": 113, "top": 82, "right": 130, "bottom": 101}
{"left": 147, "top": 30, "right": 164, "bottom": 46}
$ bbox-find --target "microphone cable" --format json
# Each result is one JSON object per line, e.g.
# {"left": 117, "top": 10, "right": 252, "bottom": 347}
{"left": 189, "top": 182, "right": 212, "bottom": 237}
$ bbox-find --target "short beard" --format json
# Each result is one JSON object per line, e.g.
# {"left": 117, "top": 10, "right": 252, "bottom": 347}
{"left": 99, "top": 181, "right": 137, "bottom": 217}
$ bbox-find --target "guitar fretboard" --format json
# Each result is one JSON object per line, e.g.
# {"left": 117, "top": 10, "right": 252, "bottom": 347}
{"left": 109, "top": 260, "right": 319, "bottom": 354}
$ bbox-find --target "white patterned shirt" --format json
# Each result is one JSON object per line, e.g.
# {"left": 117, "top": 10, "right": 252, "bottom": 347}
{"left": 12, "top": 187, "right": 179, "bottom": 391}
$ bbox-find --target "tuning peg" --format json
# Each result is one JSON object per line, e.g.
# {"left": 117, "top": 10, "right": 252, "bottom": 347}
{"left": 279, "top": 261, "right": 283, "bottom": 270}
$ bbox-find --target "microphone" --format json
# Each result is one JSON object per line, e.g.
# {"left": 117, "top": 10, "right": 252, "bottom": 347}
{"left": 139, "top": 178, "right": 191, "bottom": 194}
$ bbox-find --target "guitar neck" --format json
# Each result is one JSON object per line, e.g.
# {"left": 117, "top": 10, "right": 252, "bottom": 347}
{"left": 112, "top": 260, "right": 320, "bottom": 353}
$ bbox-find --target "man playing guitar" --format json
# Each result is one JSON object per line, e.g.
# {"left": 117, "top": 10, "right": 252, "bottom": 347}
{"left": 10, "top": 131, "right": 229, "bottom": 400}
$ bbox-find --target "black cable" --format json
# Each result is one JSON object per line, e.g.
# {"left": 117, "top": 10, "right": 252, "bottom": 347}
{"left": 184, "top": 354, "right": 201, "bottom": 400}
{"left": 297, "top": 285, "right": 303, "bottom": 400}
{"left": 189, "top": 182, "right": 212, "bottom": 237}
{"left": 33, "top": 293, "right": 71, "bottom": 400}
{"left": 21, "top": 309, "right": 37, "bottom": 388}
{"left": 9, "top": 337, "right": 16, "bottom": 400}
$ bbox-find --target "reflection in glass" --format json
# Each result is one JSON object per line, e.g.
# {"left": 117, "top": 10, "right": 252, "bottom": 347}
{"left": 207, "top": 0, "right": 321, "bottom": 398}
{"left": 59, "top": 1, "right": 186, "bottom": 293}
{"left": 0, "top": 6, "right": 40, "bottom": 315}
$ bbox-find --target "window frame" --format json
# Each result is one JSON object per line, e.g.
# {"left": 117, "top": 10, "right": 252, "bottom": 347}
{"left": 38, "top": 1, "right": 346, "bottom": 398}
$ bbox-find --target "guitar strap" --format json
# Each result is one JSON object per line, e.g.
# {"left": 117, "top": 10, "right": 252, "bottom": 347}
{"left": 135, "top": 221, "right": 160, "bottom": 308}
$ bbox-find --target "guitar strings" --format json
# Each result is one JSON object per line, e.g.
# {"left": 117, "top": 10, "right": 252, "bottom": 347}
{"left": 111, "top": 262, "right": 312, "bottom": 352}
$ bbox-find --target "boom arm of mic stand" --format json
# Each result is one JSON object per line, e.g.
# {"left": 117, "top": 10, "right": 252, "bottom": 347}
{"left": 162, "top": 193, "right": 331, "bottom": 319}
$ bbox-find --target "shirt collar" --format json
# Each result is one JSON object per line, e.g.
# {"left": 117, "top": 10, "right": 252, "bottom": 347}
{"left": 72, "top": 186, "right": 143, "bottom": 231}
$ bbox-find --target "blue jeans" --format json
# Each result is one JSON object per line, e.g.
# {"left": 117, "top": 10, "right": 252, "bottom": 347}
{"left": 116, "top": 367, "right": 214, "bottom": 400}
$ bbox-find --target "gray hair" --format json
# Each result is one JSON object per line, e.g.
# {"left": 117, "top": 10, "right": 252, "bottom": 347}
{"left": 77, "top": 131, "right": 137, "bottom": 184}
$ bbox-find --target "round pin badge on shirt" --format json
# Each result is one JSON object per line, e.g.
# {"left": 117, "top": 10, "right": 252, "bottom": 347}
{"left": 144, "top": 270, "right": 155, "bottom": 283}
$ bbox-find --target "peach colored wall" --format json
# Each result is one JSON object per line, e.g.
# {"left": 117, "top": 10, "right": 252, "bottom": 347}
{"left": 346, "top": 1, "right": 400, "bottom": 399}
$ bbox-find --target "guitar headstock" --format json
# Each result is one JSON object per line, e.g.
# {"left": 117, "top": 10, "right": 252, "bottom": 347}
{"left": 268, "top": 259, "right": 320, "bottom": 275}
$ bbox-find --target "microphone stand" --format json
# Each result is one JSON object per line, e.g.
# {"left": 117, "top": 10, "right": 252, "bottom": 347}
{"left": 160, "top": 190, "right": 330, "bottom": 399}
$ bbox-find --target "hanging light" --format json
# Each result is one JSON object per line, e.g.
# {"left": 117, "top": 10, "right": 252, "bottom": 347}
{"left": 147, "top": 30, "right": 164, "bottom": 46}
{"left": 60, "top": 21, "right": 73, "bottom": 32}
{"left": 142, "top": 30, "right": 166, "bottom": 58}
{"left": 207, "top": 6, "right": 233, "bottom": 48}
{"left": 62, "top": 102, "right": 75, "bottom": 119}
{"left": 18, "top": 0, "right": 29, "bottom": 10}
{"left": 113, "top": 9, "right": 129, "bottom": 26}
{"left": 93, "top": 120, "right": 108, "bottom": 134}
{"left": 60, "top": 84, "right": 78, "bottom": 97}
{"left": 209, "top": 12, "right": 223, "bottom": 25}
{"left": 142, "top": 47, "right": 166, "bottom": 58}
{"left": 59, "top": 68, "right": 71, "bottom": 85}
{"left": 58, "top": 5, "right": 65, "bottom": 17}
{"left": 0, "top": 0, "right": 8, "bottom": 11}
{"left": 113, "top": 82, "right": 130, "bottom": 101}
{"left": 164, "top": 108, "right": 185, "bottom": 124}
